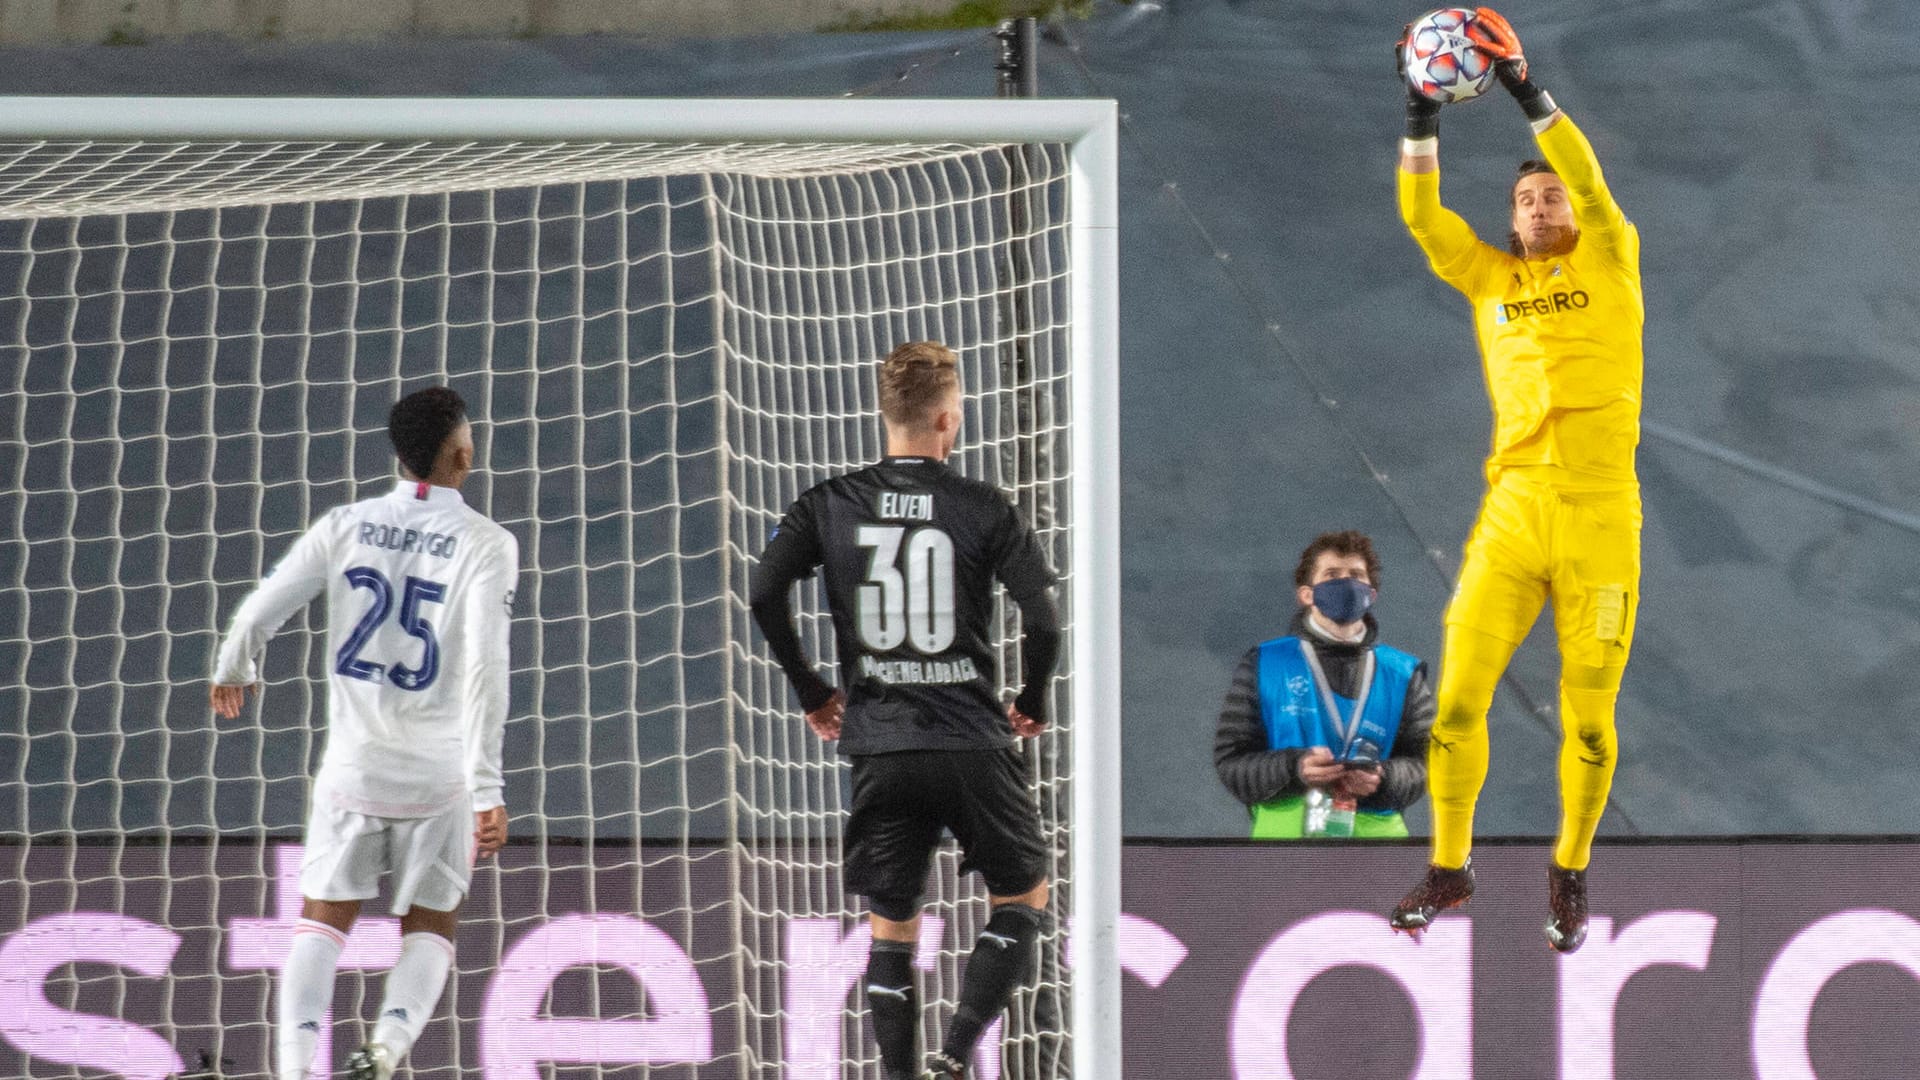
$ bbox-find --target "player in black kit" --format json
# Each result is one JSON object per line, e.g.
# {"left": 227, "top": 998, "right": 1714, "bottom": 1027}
{"left": 750, "top": 341, "right": 1062, "bottom": 1080}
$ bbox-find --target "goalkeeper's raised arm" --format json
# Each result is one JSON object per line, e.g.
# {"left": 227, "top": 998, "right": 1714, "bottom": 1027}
{"left": 1466, "top": 6, "right": 1634, "bottom": 262}
{"left": 1393, "top": 19, "right": 1494, "bottom": 293}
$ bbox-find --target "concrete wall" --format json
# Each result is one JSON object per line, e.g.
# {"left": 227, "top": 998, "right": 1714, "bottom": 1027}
{"left": 0, "top": 0, "right": 948, "bottom": 44}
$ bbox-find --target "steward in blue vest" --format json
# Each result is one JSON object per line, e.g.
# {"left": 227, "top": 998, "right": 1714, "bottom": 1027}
{"left": 1215, "top": 606, "right": 1436, "bottom": 838}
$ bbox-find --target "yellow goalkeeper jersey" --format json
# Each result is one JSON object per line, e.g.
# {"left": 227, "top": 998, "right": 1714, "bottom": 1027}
{"left": 1399, "top": 116, "right": 1643, "bottom": 488}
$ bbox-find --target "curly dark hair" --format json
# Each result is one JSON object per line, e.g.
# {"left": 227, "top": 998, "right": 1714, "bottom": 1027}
{"left": 1292, "top": 530, "right": 1382, "bottom": 591}
{"left": 387, "top": 386, "right": 467, "bottom": 481}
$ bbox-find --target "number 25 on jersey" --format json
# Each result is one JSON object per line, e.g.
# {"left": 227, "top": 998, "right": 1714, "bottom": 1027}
{"left": 335, "top": 566, "right": 448, "bottom": 691}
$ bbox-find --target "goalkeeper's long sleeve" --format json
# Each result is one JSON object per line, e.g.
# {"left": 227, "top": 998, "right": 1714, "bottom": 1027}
{"left": 1531, "top": 114, "right": 1636, "bottom": 266}
{"left": 1398, "top": 163, "right": 1499, "bottom": 296}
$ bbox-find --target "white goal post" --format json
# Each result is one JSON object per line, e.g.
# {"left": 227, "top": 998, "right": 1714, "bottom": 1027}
{"left": 0, "top": 97, "right": 1118, "bottom": 1080}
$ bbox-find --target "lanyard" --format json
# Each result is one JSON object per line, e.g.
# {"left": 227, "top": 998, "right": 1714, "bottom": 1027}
{"left": 1298, "top": 639, "right": 1373, "bottom": 760}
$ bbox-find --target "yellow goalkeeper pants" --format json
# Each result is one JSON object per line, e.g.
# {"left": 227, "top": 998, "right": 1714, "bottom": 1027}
{"left": 1428, "top": 468, "right": 1641, "bottom": 872}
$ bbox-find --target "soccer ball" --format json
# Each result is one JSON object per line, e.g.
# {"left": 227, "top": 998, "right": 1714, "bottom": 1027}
{"left": 1402, "top": 8, "right": 1498, "bottom": 104}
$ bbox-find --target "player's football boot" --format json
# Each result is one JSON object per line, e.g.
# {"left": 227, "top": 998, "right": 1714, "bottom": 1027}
{"left": 1388, "top": 858, "right": 1474, "bottom": 937}
{"left": 1544, "top": 862, "right": 1589, "bottom": 953}
{"left": 919, "top": 1051, "right": 967, "bottom": 1079}
{"left": 343, "top": 1042, "right": 396, "bottom": 1080}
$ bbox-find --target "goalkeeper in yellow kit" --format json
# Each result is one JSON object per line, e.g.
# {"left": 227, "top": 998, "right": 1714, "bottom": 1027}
{"left": 1386, "top": 9, "right": 1641, "bottom": 954}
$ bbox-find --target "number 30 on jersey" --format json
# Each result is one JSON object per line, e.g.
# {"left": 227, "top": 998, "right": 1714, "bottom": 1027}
{"left": 855, "top": 525, "right": 954, "bottom": 653}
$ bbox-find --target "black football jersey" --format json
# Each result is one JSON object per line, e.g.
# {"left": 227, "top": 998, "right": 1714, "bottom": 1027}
{"left": 757, "top": 456, "right": 1055, "bottom": 754}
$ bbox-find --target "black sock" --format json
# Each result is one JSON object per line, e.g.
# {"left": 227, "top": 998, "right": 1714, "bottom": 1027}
{"left": 942, "top": 904, "right": 1045, "bottom": 1065}
{"left": 866, "top": 938, "right": 919, "bottom": 1079}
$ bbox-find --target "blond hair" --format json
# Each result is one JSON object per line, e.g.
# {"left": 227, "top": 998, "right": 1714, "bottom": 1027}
{"left": 878, "top": 341, "right": 960, "bottom": 430}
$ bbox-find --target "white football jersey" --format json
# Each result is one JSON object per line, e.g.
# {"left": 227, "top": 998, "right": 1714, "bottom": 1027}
{"left": 213, "top": 481, "right": 519, "bottom": 818}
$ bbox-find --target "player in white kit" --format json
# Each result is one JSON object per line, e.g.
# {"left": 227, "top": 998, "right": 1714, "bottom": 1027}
{"left": 210, "top": 387, "right": 519, "bottom": 1080}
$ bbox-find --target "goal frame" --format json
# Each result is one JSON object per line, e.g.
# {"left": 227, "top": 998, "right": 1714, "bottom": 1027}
{"left": 0, "top": 95, "right": 1121, "bottom": 1079}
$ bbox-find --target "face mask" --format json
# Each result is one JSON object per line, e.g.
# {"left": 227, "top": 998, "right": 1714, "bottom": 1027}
{"left": 1311, "top": 577, "right": 1373, "bottom": 624}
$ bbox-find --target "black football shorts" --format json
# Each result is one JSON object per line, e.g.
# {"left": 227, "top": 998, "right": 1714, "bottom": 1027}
{"left": 843, "top": 747, "right": 1048, "bottom": 905}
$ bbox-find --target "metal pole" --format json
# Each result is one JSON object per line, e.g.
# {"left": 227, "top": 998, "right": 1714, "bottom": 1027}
{"left": 995, "top": 16, "right": 1041, "bottom": 100}
{"left": 992, "top": 14, "right": 1045, "bottom": 526}
{"left": 0, "top": 95, "right": 1111, "bottom": 143}
{"left": 994, "top": 15, "right": 1071, "bottom": 1080}
{"left": 991, "top": 15, "right": 1044, "bottom": 524}
{"left": 1065, "top": 104, "right": 1121, "bottom": 1080}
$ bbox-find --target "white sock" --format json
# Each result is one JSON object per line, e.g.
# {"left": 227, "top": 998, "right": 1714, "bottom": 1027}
{"left": 370, "top": 932, "right": 456, "bottom": 1061}
{"left": 278, "top": 920, "right": 345, "bottom": 1080}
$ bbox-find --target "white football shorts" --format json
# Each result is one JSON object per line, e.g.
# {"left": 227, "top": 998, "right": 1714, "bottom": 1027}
{"left": 299, "top": 798, "right": 473, "bottom": 914}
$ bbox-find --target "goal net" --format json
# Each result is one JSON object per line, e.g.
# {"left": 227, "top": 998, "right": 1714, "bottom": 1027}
{"left": 0, "top": 99, "right": 1117, "bottom": 1080}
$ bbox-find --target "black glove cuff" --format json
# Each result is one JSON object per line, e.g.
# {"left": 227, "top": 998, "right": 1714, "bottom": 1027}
{"left": 1508, "top": 79, "right": 1557, "bottom": 122}
{"left": 1405, "top": 94, "right": 1441, "bottom": 140}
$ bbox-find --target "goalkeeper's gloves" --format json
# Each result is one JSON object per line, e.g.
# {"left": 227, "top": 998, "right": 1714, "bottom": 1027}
{"left": 1467, "top": 7, "right": 1557, "bottom": 121}
{"left": 1396, "top": 22, "right": 1443, "bottom": 139}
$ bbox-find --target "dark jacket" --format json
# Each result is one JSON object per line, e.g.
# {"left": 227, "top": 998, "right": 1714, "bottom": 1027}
{"left": 1213, "top": 608, "right": 1435, "bottom": 814}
